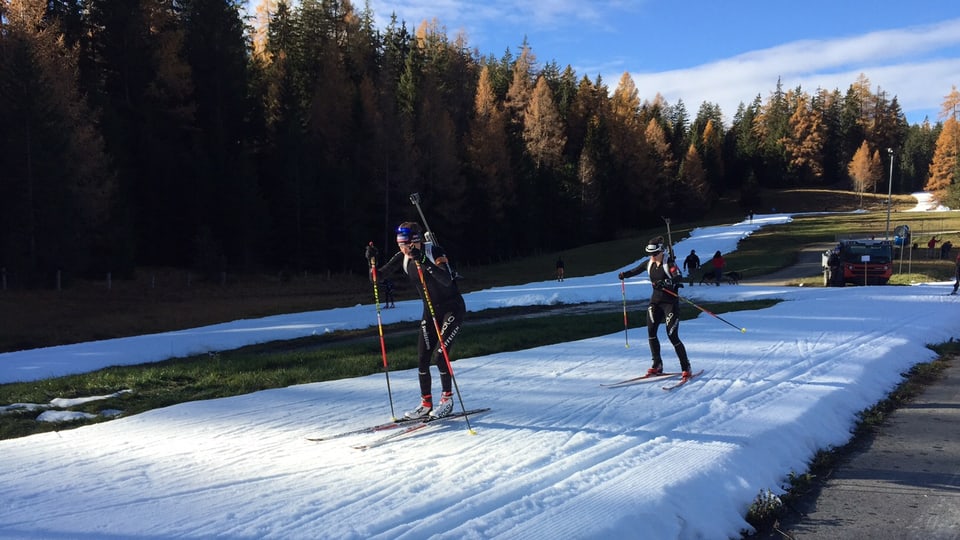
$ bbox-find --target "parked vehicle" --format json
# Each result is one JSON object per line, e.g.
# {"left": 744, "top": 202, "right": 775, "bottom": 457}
{"left": 893, "top": 224, "right": 911, "bottom": 247}
{"left": 822, "top": 239, "right": 894, "bottom": 286}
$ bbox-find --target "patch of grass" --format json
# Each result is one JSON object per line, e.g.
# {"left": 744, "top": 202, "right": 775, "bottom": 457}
{"left": 745, "top": 489, "right": 783, "bottom": 529}
{"left": 0, "top": 270, "right": 375, "bottom": 353}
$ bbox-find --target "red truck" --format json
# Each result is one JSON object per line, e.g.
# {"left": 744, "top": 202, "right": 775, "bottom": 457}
{"left": 822, "top": 239, "right": 894, "bottom": 286}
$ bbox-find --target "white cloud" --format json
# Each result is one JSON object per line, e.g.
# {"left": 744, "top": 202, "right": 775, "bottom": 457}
{"left": 627, "top": 19, "right": 960, "bottom": 123}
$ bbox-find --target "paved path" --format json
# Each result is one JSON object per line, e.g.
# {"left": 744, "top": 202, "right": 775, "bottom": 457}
{"left": 740, "top": 243, "right": 834, "bottom": 286}
{"left": 766, "top": 356, "right": 960, "bottom": 540}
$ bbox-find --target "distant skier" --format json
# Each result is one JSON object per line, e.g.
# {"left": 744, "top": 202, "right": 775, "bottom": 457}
{"left": 556, "top": 256, "right": 565, "bottom": 282}
{"left": 619, "top": 236, "right": 694, "bottom": 382}
{"left": 375, "top": 222, "right": 464, "bottom": 419}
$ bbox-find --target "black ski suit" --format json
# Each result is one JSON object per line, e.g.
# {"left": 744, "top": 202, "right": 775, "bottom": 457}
{"left": 621, "top": 257, "right": 691, "bottom": 372}
{"left": 379, "top": 244, "right": 465, "bottom": 398}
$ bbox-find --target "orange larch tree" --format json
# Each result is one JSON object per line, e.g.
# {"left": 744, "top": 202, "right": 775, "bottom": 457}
{"left": 848, "top": 141, "right": 874, "bottom": 199}
{"left": 924, "top": 87, "right": 960, "bottom": 205}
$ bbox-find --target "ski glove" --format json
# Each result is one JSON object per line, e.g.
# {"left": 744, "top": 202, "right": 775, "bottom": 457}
{"left": 655, "top": 278, "right": 681, "bottom": 290}
{"left": 618, "top": 272, "right": 625, "bottom": 280}
{"left": 364, "top": 243, "right": 378, "bottom": 264}
{"left": 408, "top": 247, "right": 427, "bottom": 264}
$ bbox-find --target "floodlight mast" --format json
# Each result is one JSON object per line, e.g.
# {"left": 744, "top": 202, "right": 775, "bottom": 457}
{"left": 886, "top": 148, "right": 894, "bottom": 240}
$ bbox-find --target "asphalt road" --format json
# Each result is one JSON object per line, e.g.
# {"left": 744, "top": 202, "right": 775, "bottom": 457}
{"left": 739, "top": 243, "right": 835, "bottom": 286}
{"left": 764, "top": 356, "right": 960, "bottom": 540}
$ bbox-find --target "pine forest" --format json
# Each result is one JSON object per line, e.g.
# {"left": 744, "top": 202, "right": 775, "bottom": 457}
{"left": 2, "top": 0, "right": 959, "bottom": 288}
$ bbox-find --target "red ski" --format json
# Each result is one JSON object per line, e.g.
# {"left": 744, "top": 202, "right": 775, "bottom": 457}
{"left": 662, "top": 369, "right": 705, "bottom": 391}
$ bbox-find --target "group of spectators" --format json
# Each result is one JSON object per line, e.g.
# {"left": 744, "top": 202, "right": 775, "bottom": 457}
{"left": 681, "top": 249, "right": 727, "bottom": 286}
{"left": 926, "top": 236, "right": 954, "bottom": 260}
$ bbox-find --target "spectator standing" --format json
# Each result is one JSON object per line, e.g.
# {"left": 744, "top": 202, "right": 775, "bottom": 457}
{"left": 952, "top": 253, "right": 960, "bottom": 295}
{"left": 928, "top": 236, "right": 941, "bottom": 258}
{"left": 711, "top": 251, "right": 726, "bottom": 286}
{"left": 556, "top": 256, "right": 565, "bottom": 282}
{"left": 383, "top": 279, "right": 396, "bottom": 308}
{"left": 940, "top": 240, "right": 953, "bottom": 260}
{"left": 826, "top": 247, "right": 843, "bottom": 287}
{"left": 683, "top": 250, "right": 700, "bottom": 285}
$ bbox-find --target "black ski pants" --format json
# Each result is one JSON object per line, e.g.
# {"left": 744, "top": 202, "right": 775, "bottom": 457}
{"left": 647, "top": 300, "right": 690, "bottom": 372}
{"left": 416, "top": 297, "right": 466, "bottom": 398}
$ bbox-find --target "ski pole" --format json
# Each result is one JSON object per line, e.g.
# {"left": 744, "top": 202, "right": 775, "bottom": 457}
{"left": 620, "top": 278, "right": 630, "bottom": 348}
{"left": 661, "top": 288, "right": 747, "bottom": 333}
{"left": 413, "top": 259, "right": 476, "bottom": 434}
{"left": 368, "top": 247, "right": 397, "bottom": 420}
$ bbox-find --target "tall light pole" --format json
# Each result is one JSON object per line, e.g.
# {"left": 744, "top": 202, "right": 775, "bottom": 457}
{"left": 886, "top": 148, "right": 894, "bottom": 240}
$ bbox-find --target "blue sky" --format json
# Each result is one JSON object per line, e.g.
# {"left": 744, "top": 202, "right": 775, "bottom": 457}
{"left": 367, "top": 0, "right": 960, "bottom": 125}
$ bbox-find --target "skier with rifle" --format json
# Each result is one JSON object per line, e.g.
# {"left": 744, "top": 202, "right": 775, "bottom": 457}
{"left": 374, "top": 222, "right": 465, "bottom": 419}
{"left": 618, "top": 236, "right": 694, "bottom": 382}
